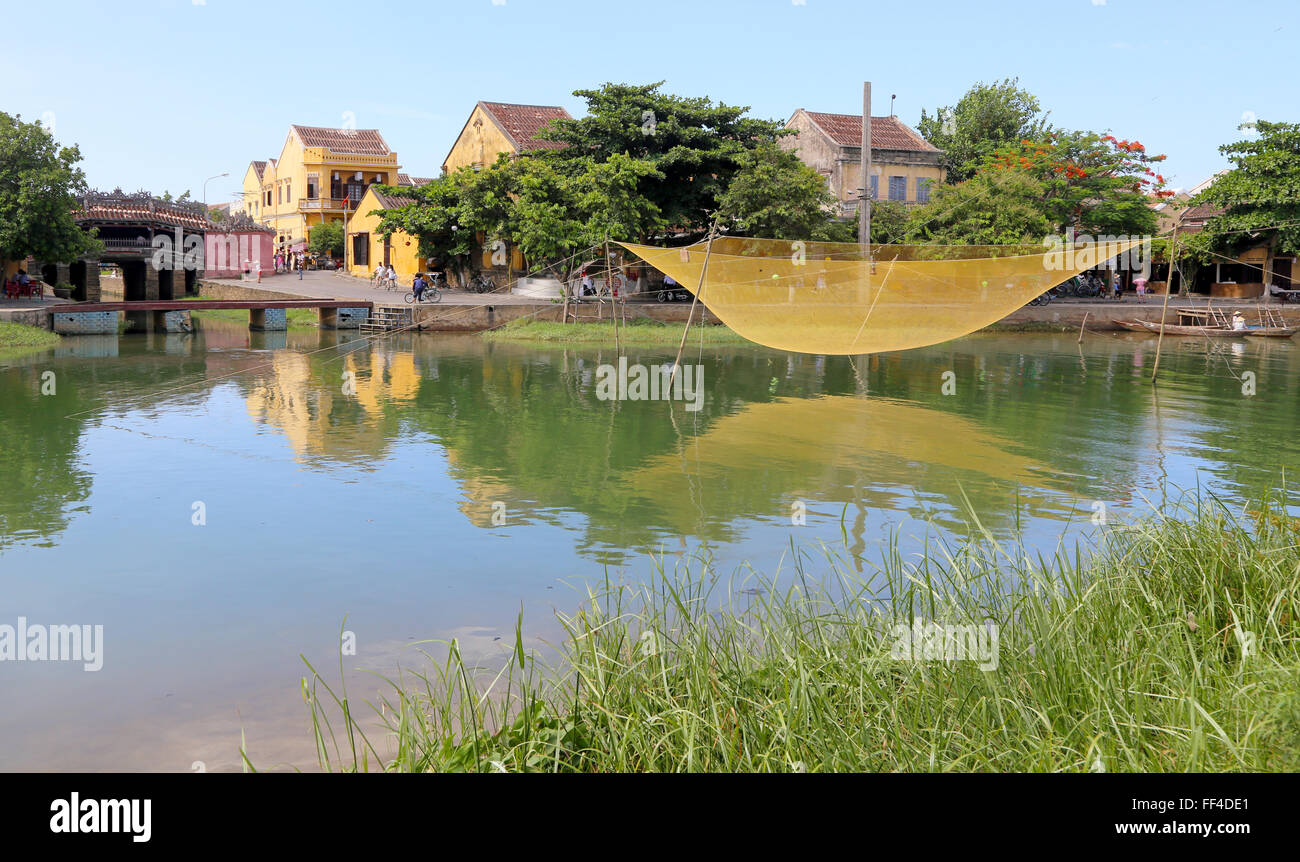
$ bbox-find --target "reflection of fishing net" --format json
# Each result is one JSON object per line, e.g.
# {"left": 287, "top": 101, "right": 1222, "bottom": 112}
{"left": 620, "top": 236, "right": 1144, "bottom": 355}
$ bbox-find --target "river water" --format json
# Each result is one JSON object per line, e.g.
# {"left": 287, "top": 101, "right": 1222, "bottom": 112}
{"left": 2, "top": 321, "right": 1297, "bottom": 770}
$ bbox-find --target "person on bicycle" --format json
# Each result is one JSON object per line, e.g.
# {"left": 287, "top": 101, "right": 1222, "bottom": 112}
{"left": 412, "top": 273, "right": 428, "bottom": 302}
{"left": 386, "top": 265, "right": 396, "bottom": 287}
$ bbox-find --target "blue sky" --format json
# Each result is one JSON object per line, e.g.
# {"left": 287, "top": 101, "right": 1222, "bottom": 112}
{"left": 5, "top": 0, "right": 1293, "bottom": 202}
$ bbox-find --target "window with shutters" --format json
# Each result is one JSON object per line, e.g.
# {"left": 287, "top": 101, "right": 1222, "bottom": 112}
{"left": 888, "top": 176, "right": 906, "bottom": 201}
{"left": 916, "top": 177, "right": 932, "bottom": 204}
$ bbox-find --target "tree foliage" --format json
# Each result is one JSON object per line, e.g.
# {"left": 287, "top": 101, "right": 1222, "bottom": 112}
{"left": 909, "top": 169, "right": 1055, "bottom": 245}
{"left": 540, "top": 81, "right": 787, "bottom": 233}
{"left": 307, "top": 220, "right": 344, "bottom": 257}
{"left": 0, "top": 112, "right": 100, "bottom": 268}
{"left": 917, "top": 78, "right": 1053, "bottom": 183}
{"left": 982, "top": 131, "right": 1167, "bottom": 236}
{"left": 1189, "top": 120, "right": 1300, "bottom": 256}
{"left": 716, "top": 141, "right": 847, "bottom": 240}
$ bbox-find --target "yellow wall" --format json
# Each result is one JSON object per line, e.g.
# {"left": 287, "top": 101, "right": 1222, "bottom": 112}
{"left": 243, "top": 128, "right": 401, "bottom": 255}
{"left": 840, "top": 162, "right": 945, "bottom": 205}
{"left": 346, "top": 187, "right": 423, "bottom": 281}
{"left": 443, "top": 104, "right": 517, "bottom": 174}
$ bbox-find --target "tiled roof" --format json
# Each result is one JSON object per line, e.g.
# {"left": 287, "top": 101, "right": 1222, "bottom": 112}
{"left": 1182, "top": 203, "right": 1223, "bottom": 222}
{"left": 251, "top": 160, "right": 267, "bottom": 179}
{"left": 479, "top": 102, "right": 571, "bottom": 151}
{"left": 396, "top": 173, "right": 434, "bottom": 187}
{"left": 799, "top": 110, "right": 940, "bottom": 152}
{"left": 76, "top": 202, "right": 213, "bottom": 230}
{"left": 370, "top": 188, "right": 415, "bottom": 210}
{"left": 291, "top": 125, "right": 392, "bottom": 156}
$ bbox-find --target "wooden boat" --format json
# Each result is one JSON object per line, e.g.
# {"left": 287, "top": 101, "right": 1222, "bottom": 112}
{"left": 1117, "top": 319, "right": 1245, "bottom": 337}
{"left": 1243, "top": 325, "right": 1299, "bottom": 338}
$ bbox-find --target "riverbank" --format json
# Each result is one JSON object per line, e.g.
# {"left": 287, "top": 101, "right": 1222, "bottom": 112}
{"left": 301, "top": 494, "right": 1300, "bottom": 772}
{"left": 0, "top": 321, "right": 61, "bottom": 358}
{"left": 482, "top": 317, "right": 750, "bottom": 346}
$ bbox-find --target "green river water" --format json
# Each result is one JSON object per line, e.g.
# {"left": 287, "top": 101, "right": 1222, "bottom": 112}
{"left": 1, "top": 320, "right": 1297, "bottom": 769}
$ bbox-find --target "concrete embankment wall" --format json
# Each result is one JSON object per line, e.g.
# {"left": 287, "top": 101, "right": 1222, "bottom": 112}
{"left": 410, "top": 301, "right": 721, "bottom": 331}
{"left": 0, "top": 307, "right": 55, "bottom": 328}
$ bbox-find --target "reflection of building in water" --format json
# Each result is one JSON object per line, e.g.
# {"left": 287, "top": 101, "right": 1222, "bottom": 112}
{"left": 243, "top": 348, "right": 420, "bottom": 464}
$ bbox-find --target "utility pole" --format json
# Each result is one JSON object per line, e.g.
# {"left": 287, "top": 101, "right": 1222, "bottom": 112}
{"left": 859, "top": 82, "right": 872, "bottom": 258}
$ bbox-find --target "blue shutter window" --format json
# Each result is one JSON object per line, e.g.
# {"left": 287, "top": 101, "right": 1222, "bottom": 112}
{"left": 888, "top": 176, "right": 906, "bottom": 202}
{"left": 916, "top": 177, "right": 932, "bottom": 203}
{"left": 869, "top": 175, "right": 878, "bottom": 200}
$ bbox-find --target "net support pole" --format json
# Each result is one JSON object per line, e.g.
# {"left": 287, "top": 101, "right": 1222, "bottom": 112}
{"left": 859, "top": 81, "right": 872, "bottom": 259}
{"left": 1151, "top": 233, "right": 1177, "bottom": 383}
{"left": 669, "top": 225, "right": 718, "bottom": 393}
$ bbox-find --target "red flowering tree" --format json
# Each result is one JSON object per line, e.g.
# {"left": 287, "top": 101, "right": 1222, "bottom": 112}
{"left": 982, "top": 130, "right": 1169, "bottom": 236}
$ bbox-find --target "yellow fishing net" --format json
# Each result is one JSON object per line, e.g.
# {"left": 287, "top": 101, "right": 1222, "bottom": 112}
{"left": 620, "top": 236, "right": 1145, "bottom": 354}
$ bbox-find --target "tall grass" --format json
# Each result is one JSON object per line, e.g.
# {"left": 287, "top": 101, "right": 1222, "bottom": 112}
{"left": 483, "top": 317, "right": 749, "bottom": 346}
{"left": 296, "top": 492, "right": 1300, "bottom": 772}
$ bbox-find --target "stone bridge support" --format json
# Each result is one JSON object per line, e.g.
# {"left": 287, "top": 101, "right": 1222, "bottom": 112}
{"left": 249, "top": 308, "right": 287, "bottom": 331}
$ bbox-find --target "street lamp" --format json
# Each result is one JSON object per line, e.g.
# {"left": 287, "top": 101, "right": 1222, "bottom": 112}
{"left": 203, "top": 172, "right": 230, "bottom": 209}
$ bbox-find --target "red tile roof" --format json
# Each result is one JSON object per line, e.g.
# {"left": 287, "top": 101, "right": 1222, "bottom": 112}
{"left": 799, "top": 111, "right": 939, "bottom": 152}
{"left": 251, "top": 160, "right": 267, "bottom": 179}
{"left": 396, "top": 173, "right": 434, "bottom": 187}
{"left": 76, "top": 202, "right": 213, "bottom": 230}
{"left": 479, "top": 102, "right": 571, "bottom": 151}
{"left": 291, "top": 125, "right": 392, "bottom": 156}
{"left": 1181, "top": 203, "right": 1223, "bottom": 222}
{"left": 370, "top": 188, "right": 414, "bottom": 210}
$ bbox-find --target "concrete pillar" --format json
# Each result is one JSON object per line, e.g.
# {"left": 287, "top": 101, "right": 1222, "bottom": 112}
{"left": 249, "top": 308, "right": 287, "bottom": 331}
{"left": 151, "top": 310, "right": 192, "bottom": 332}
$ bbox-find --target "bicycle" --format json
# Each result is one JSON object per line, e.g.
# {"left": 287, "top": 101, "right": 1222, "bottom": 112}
{"left": 467, "top": 273, "right": 495, "bottom": 294}
{"left": 404, "top": 284, "right": 442, "bottom": 304}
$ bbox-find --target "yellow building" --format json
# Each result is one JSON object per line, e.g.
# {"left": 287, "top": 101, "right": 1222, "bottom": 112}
{"left": 344, "top": 184, "right": 424, "bottom": 281}
{"left": 240, "top": 125, "right": 402, "bottom": 260}
{"left": 442, "top": 101, "right": 571, "bottom": 174}
{"left": 781, "top": 109, "right": 944, "bottom": 216}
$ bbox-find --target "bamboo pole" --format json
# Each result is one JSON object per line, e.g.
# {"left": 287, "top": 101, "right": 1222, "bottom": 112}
{"left": 1151, "top": 233, "right": 1178, "bottom": 382}
{"left": 669, "top": 224, "right": 718, "bottom": 393}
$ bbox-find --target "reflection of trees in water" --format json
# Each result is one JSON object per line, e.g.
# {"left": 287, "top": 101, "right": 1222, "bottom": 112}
{"left": 404, "top": 341, "right": 1064, "bottom": 559}
{"left": 413, "top": 335, "right": 1300, "bottom": 560}
{"left": 0, "top": 364, "right": 93, "bottom": 549}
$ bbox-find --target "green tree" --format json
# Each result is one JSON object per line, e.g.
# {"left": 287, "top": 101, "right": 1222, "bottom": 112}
{"left": 0, "top": 112, "right": 100, "bottom": 270}
{"left": 981, "top": 131, "right": 1166, "bottom": 236}
{"left": 307, "top": 220, "right": 344, "bottom": 257}
{"left": 1188, "top": 120, "right": 1300, "bottom": 256}
{"left": 909, "top": 169, "right": 1055, "bottom": 245}
{"left": 866, "top": 199, "right": 911, "bottom": 244}
{"left": 917, "top": 78, "right": 1053, "bottom": 183}
{"left": 716, "top": 141, "right": 847, "bottom": 240}
{"left": 373, "top": 170, "right": 477, "bottom": 275}
{"left": 540, "top": 82, "right": 787, "bottom": 234}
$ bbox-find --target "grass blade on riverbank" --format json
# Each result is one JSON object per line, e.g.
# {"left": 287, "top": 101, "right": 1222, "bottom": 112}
{"left": 302, "top": 492, "right": 1300, "bottom": 772}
